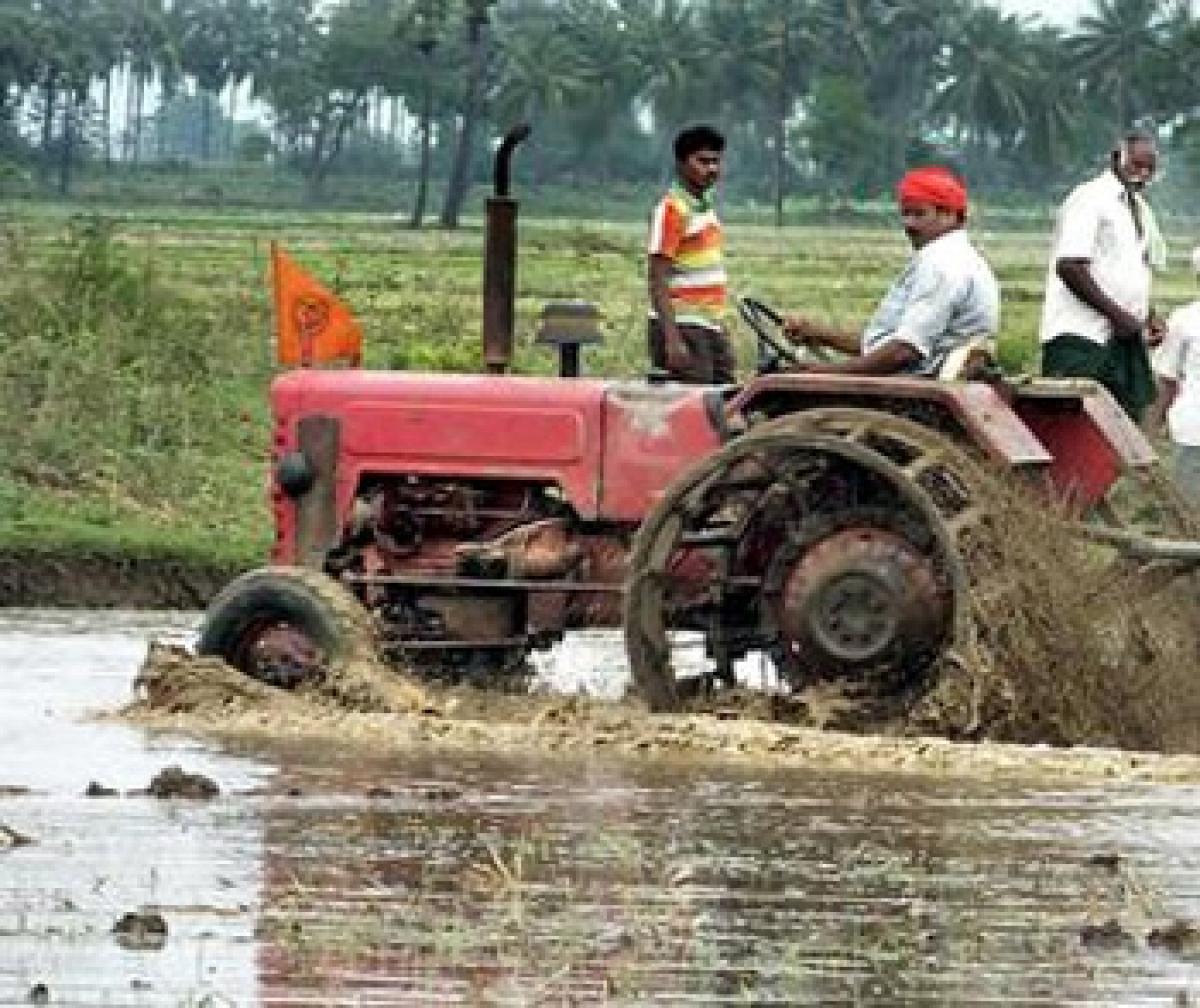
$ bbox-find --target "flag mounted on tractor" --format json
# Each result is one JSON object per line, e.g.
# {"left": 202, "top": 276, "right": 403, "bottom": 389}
{"left": 270, "top": 242, "right": 362, "bottom": 368}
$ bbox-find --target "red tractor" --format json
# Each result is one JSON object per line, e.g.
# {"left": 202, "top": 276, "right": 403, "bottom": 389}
{"left": 198, "top": 130, "right": 1200, "bottom": 721}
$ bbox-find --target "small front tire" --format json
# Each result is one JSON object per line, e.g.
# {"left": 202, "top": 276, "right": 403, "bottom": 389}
{"left": 197, "top": 567, "right": 376, "bottom": 688}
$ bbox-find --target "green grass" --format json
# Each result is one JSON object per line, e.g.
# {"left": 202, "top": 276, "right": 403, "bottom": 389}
{"left": 1, "top": 202, "right": 1195, "bottom": 567}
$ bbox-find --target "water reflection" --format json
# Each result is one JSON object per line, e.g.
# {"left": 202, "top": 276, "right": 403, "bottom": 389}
{"left": 255, "top": 755, "right": 1200, "bottom": 1006}
{"left": 2, "top": 612, "right": 1200, "bottom": 1005}
{"left": 0, "top": 610, "right": 266, "bottom": 1005}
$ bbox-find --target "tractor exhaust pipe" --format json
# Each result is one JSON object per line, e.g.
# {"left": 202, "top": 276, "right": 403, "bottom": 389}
{"left": 483, "top": 123, "right": 531, "bottom": 374}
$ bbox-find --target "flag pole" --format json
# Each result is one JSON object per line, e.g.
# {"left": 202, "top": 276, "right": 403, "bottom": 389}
{"left": 270, "top": 241, "right": 286, "bottom": 366}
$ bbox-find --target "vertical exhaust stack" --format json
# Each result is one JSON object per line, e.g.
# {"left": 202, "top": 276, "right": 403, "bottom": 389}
{"left": 482, "top": 123, "right": 531, "bottom": 374}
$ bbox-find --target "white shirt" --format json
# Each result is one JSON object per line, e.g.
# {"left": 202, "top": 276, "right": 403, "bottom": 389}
{"left": 1039, "top": 171, "right": 1152, "bottom": 346}
{"left": 1153, "top": 301, "right": 1200, "bottom": 446}
{"left": 861, "top": 228, "right": 1000, "bottom": 377}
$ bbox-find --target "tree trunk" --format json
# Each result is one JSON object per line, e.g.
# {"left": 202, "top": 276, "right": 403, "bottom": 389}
{"left": 305, "top": 110, "right": 330, "bottom": 202}
{"left": 202, "top": 93, "right": 213, "bottom": 161}
{"left": 123, "top": 64, "right": 135, "bottom": 162}
{"left": 157, "top": 97, "right": 168, "bottom": 160}
{"left": 103, "top": 71, "right": 113, "bottom": 168}
{"left": 41, "top": 78, "right": 57, "bottom": 181}
{"left": 305, "top": 97, "right": 361, "bottom": 203}
{"left": 58, "top": 94, "right": 74, "bottom": 197}
{"left": 773, "top": 23, "right": 788, "bottom": 228}
{"left": 133, "top": 72, "right": 145, "bottom": 164}
{"left": 439, "top": 17, "right": 488, "bottom": 229}
{"left": 227, "top": 83, "right": 238, "bottom": 160}
{"left": 410, "top": 62, "right": 434, "bottom": 229}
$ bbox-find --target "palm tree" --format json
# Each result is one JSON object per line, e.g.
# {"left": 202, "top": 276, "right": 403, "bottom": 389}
{"left": 806, "top": 0, "right": 949, "bottom": 185}
{"left": 221, "top": 0, "right": 269, "bottom": 159}
{"left": 408, "top": 0, "right": 444, "bottom": 228}
{"left": 1017, "top": 25, "right": 1091, "bottom": 186}
{"left": 25, "top": 0, "right": 98, "bottom": 183}
{"left": 174, "top": 0, "right": 237, "bottom": 161}
{"left": 1140, "top": 0, "right": 1200, "bottom": 123}
{"left": 440, "top": 0, "right": 495, "bottom": 228}
{"left": 860, "top": 0, "right": 950, "bottom": 181}
{"left": 89, "top": 0, "right": 128, "bottom": 168}
{"left": 627, "top": 0, "right": 712, "bottom": 140}
{"left": 727, "top": 0, "right": 819, "bottom": 225}
{"left": 0, "top": 4, "right": 42, "bottom": 137}
{"left": 1070, "top": 0, "right": 1171, "bottom": 128}
{"left": 490, "top": 0, "right": 590, "bottom": 184}
{"left": 935, "top": 6, "right": 1037, "bottom": 181}
{"left": 556, "top": 0, "right": 649, "bottom": 183}
{"left": 117, "top": 0, "right": 174, "bottom": 164}
{"left": 29, "top": 0, "right": 107, "bottom": 194}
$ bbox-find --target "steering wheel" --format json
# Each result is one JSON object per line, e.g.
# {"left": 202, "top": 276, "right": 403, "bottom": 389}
{"left": 737, "top": 296, "right": 807, "bottom": 373}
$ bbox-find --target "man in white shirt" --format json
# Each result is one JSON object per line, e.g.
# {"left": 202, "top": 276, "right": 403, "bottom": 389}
{"left": 783, "top": 165, "right": 999, "bottom": 377}
{"left": 1146, "top": 247, "right": 1200, "bottom": 504}
{"left": 1040, "top": 131, "right": 1165, "bottom": 421}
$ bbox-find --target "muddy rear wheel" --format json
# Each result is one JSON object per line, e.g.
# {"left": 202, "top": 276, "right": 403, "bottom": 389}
{"left": 624, "top": 409, "right": 991, "bottom": 725}
{"left": 198, "top": 567, "right": 377, "bottom": 688}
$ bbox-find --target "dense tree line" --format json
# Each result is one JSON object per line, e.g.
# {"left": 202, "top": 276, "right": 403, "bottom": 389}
{"left": 3, "top": 0, "right": 1200, "bottom": 222}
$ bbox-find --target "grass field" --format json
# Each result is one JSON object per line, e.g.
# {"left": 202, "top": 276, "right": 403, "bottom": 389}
{"left": 2, "top": 200, "right": 1197, "bottom": 569}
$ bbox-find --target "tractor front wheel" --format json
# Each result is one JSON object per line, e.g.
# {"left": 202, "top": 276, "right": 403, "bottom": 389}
{"left": 197, "top": 567, "right": 378, "bottom": 688}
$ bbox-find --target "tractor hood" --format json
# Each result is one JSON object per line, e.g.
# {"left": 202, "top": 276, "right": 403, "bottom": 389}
{"left": 270, "top": 370, "right": 724, "bottom": 521}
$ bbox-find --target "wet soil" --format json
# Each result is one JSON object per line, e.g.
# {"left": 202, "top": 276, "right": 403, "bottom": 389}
{"left": 123, "top": 641, "right": 1200, "bottom": 785}
{"left": 0, "top": 548, "right": 238, "bottom": 609}
{"left": 11, "top": 612, "right": 1200, "bottom": 1005}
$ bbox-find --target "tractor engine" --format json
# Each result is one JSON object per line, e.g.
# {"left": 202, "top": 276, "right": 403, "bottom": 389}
{"left": 326, "top": 475, "right": 628, "bottom": 677}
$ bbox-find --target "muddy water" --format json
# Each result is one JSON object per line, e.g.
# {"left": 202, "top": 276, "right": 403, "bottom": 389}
{"left": 4, "top": 614, "right": 1200, "bottom": 1005}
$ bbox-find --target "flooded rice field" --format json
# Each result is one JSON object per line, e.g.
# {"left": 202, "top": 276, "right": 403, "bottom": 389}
{"left": 5, "top": 612, "right": 1200, "bottom": 1005}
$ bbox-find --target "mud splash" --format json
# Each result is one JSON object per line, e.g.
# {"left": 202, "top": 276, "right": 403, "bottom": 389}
{"left": 908, "top": 469, "right": 1200, "bottom": 753}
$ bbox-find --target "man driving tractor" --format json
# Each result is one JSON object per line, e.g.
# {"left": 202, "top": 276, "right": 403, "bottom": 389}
{"left": 782, "top": 166, "right": 1000, "bottom": 379}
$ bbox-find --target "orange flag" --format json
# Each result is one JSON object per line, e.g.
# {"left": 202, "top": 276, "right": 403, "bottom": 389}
{"left": 270, "top": 242, "right": 362, "bottom": 368}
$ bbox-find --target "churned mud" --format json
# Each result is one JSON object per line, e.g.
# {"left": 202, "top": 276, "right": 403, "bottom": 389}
{"left": 907, "top": 470, "right": 1200, "bottom": 754}
{"left": 123, "top": 636, "right": 1200, "bottom": 784}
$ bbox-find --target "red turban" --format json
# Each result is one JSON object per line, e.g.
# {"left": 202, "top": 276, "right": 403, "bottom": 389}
{"left": 896, "top": 166, "right": 968, "bottom": 213}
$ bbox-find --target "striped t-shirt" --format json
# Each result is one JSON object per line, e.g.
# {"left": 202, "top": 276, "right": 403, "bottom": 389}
{"left": 647, "top": 183, "right": 727, "bottom": 331}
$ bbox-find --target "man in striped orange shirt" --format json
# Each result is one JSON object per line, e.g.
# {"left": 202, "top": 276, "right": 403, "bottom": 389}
{"left": 647, "top": 125, "right": 736, "bottom": 384}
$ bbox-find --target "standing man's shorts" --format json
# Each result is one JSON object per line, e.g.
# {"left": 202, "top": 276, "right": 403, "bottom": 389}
{"left": 647, "top": 317, "right": 736, "bottom": 384}
{"left": 1041, "top": 332, "right": 1155, "bottom": 422}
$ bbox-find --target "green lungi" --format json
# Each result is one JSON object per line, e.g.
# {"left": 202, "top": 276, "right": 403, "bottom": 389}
{"left": 1041, "top": 333, "right": 1156, "bottom": 422}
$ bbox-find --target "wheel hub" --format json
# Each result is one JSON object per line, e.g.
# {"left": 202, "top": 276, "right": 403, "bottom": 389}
{"left": 777, "top": 526, "right": 949, "bottom": 677}
{"left": 807, "top": 568, "right": 903, "bottom": 662}
{"left": 239, "top": 621, "right": 323, "bottom": 688}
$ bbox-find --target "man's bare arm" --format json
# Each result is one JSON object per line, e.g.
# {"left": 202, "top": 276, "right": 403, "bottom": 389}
{"left": 799, "top": 340, "right": 919, "bottom": 376}
{"left": 648, "top": 254, "right": 685, "bottom": 369}
{"left": 1056, "top": 258, "right": 1144, "bottom": 341}
{"left": 783, "top": 315, "right": 861, "bottom": 355}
